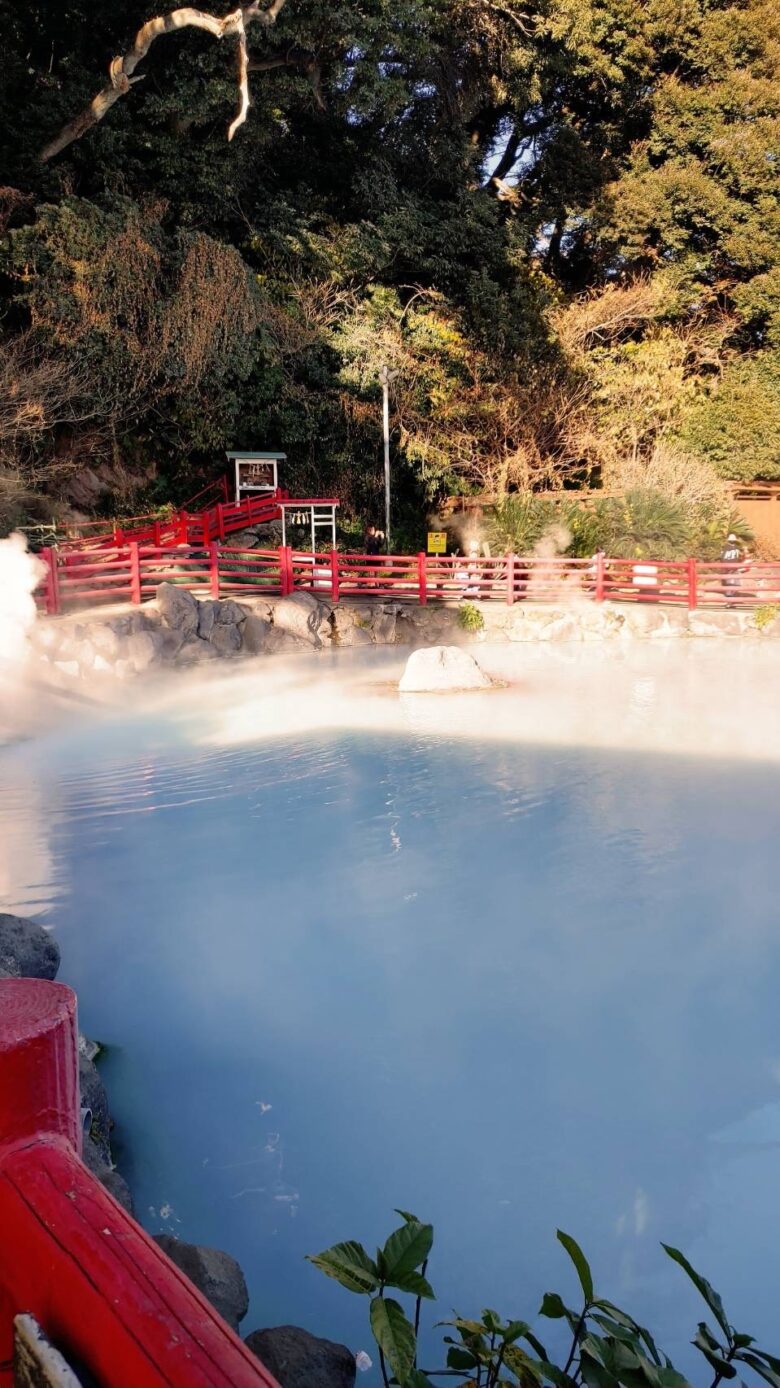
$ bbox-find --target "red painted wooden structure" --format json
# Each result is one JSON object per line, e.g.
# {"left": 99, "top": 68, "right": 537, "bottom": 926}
{"left": 0, "top": 977, "right": 279, "bottom": 1388}
{"left": 35, "top": 545, "right": 780, "bottom": 616}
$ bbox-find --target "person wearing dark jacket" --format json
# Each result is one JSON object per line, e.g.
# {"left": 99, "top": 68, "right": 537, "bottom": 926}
{"left": 721, "top": 533, "right": 743, "bottom": 605}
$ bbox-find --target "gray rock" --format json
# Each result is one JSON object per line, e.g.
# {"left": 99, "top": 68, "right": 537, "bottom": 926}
{"left": 125, "top": 630, "right": 159, "bottom": 672}
{"left": 81, "top": 1137, "right": 134, "bottom": 1215}
{"left": 399, "top": 645, "right": 492, "bottom": 692}
{"left": 156, "top": 582, "right": 199, "bottom": 636}
{"left": 271, "top": 592, "right": 330, "bottom": 647}
{"left": 209, "top": 622, "right": 242, "bottom": 656}
{"left": 0, "top": 914, "right": 60, "bottom": 980}
{"left": 79, "top": 1054, "right": 111, "bottom": 1163}
{"left": 242, "top": 613, "right": 270, "bottom": 654}
{"left": 370, "top": 609, "right": 397, "bottom": 644}
{"left": 159, "top": 628, "right": 186, "bottom": 660}
{"left": 198, "top": 600, "right": 218, "bottom": 640}
{"left": 153, "top": 1235, "right": 249, "bottom": 1332}
{"left": 215, "top": 599, "right": 247, "bottom": 626}
{"left": 245, "top": 1326, "right": 356, "bottom": 1388}
{"left": 175, "top": 638, "right": 219, "bottom": 665}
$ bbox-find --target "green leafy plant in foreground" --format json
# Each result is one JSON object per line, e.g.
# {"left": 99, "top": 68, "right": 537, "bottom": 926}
{"left": 308, "top": 1215, "right": 780, "bottom": 1388}
{"left": 752, "top": 604, "right": 778, "bottom": 631}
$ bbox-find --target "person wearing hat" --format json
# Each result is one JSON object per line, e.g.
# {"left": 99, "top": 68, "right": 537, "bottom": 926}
{"left": 720, "top": 532, "right": 743, "bottom": 606}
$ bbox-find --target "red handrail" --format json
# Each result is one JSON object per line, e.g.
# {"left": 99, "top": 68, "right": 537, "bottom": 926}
{"left": 36, "top": 549, "right": 780, "bottom": 617}
{"left": 0, "top": 979, "right": 278, "bottom": 1388}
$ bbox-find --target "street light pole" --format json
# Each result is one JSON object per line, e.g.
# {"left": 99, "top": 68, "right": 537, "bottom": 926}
{"left": 379, "top": 364, "right": 397, "bottom": 553}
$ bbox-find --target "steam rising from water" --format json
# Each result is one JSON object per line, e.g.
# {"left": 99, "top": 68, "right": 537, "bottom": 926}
{"left": 0, "top": 532, "right": 42, "bottom": 666}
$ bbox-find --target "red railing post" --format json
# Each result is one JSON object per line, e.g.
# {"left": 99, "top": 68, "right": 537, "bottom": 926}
{"left": 217, "top": 503, "right": 226, "bottom": 542}
{"left": 595, "top": 551, "right": 606, "bottom": 602}
{"left": 154, "top": 521, "right": 162, "bottom": 546}
{"left": 506, "top": 552, "right": 515, "bottom": 605}
{"left": 129, "top": 542, "right": 142, "bottom": 605}
{"left": 178, "top": 510, "right": 189, "bottom": 544}
{"left": 221, "top": 474, "right": 230, "bottom": 502}
{"left": 41, "top": 547, "right": 60, "bottom": 616}
{"left": 330, "top": 549, "right": 340, "bottom": 603}
{"left": 209, "top": 542, "right": 220, "bottom": 599}
{"left": 418, "top": 552, "right": 428, "bottom": 605}
{"left": 279, "top": 545, "right": 292, "bottom": 596}
{"left": 687, "top": 556, "right": 698, "bottom": 610}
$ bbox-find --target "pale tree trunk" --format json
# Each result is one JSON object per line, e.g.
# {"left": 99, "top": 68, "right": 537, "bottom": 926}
{"left": 41, "top": 0, "right": 289, "bottom": 162}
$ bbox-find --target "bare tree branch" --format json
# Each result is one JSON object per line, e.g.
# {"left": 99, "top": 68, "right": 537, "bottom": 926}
{"left": 40, "top": 0, "right": 289, "bottom": 162}
{"left": 248, "top": 45, "right": 326, "bottom": 110}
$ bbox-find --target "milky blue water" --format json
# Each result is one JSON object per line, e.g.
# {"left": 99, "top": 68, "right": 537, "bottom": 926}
{"left": 2, "top": 654, "right": 780, "bottom": 1379}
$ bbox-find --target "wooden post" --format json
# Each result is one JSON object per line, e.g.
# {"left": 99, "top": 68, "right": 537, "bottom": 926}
{"left": 330, "top": 550, "right": 340, "bottom": 604}
{"left": 0, "top": 980, "right": 80, "bottom": 1154}
{"left": 209, "top": 542, "right": 220, "bottom": 599}
{"left": 506, "top": 552, "right": 515, "bottom": 605}
{"left": 217, "top": 503, "right": 226, "bottom": 542}
{"left": 595, "top": 551, "right": 606, "bottom": 602}
{"left": 129, "top": 542, "right": 141, "bottom": 605}
{"left": 154, "top": 521, "right": 162, "bottom": 547}
{"left": 279, "top": 546, "right": 292, "bottom": 596}
{"left": 418, "top": 552, "right": 428, "bottom": 605}
{"left": 687, "top": 556, "right": 698, "bottom": 610}
{"left": 178, "top": 511, "right": 189, "bottom": 544}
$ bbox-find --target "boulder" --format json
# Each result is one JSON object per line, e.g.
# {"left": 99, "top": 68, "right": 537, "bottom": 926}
{"left": 214, "top": 599, "right": 247, "bottom": 626}
{"left": 197, "top": 600, "right": 218, "bottom": 640}
{"left": 153, "top": 1235, "right": 249, "bottom": 1332}
{"left": 175, "top": 638, "right": 219, "bottom": 665}
{"left": 245, "top": 1326, "right": 356, "bottom": 1388}
{"left": 271, "top": 593, "right": 330, "bottom": 648}
{"left": 125, "top": 630, "right": 160, "bottom": 673}
{"left": 156, "top": 583, "right": 199, "bottom": 637}
{"left": 79, "top": 1054, "right": 111, "bottom": 1163}
{"left": 242, "top": 613, "right": 270, "bottom": 654}
{"left": 0, "top": 914, "right": 60, "bottom": 980}
{"left": 209, "top": 622, "right": 242, "bottom": 656}
{"left": 399, "top": 645, "right": 492, "bottom": 693}
{"left": 370, "top": 608, "right": 398, "bottom": 644}
{"left": 81, "top": 1137, "right": 134, "bottom": 1215}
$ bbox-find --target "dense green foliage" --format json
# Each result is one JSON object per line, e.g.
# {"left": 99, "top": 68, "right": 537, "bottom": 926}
{"left": 0, "top": 0, "right": 778, "bottom": 533}
{"left": 309, "top": 1212, "right": 780, "bottom": 1387}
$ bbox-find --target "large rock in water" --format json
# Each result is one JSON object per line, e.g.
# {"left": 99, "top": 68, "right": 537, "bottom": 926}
{"left": 152, "top": 1235, "right": 249, "bottom": 1332}
{"left": 399, "top": 645, "right": 492, "bottom": 693}
{"left": 245, "top": 1326, "right": 356, "bottom": 1388}
{"left": 0, "top": 913, "right": 59, "bottom": 979}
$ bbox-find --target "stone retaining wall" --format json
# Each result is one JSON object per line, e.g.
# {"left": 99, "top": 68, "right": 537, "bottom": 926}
{"left": 31, "top": 584, "right": 780, "bottom": 683}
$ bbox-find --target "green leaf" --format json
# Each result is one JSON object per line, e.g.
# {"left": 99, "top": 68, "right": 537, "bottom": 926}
{"left": 661, "top": 1245, "right": 730, "bottom": 1338}
{"left": 370, "top": 1296, "right": 417, "bottom": 1385}
{"left": 405, "top": 1373, "right": 434, "bottom": 1388}
{"left": 732, "top": 1333, "right": 755, "bottom": 1349}
{"left": 387, "top": 1269, "right": 435, "bottom": 1299}
{"left": 382, "top": 1220, "right": 434, "bottom": 1280}
{"left": 503, "top": 1345, "right": 546, "bottom": 1384}
{"left": 447, "top": 1345, "right": 479, "bottom": 1370}
{"left": 736, "top": 1352, "right": 780, "bottom": 1388}
{"left": 306, "top": 1241, "right": 379, "bottom": 1295}
{"left": 394, "top": 1208, "right": 421, "bottom": 1224}
{"left": 502, "top": 1320, "right": 534, "bottom": 1344}
{"left": 557, "top": 1230, "right": 594, "bottom": 1302}
{"left": 692, "top": 1327, "right": 736, "bottom": 1380}
{"left": 540, "top": 1292, "right": 567, "bottom": 1319}
{"left": 482, "top": 1308, "right": 503, "bottom": 1333}
{"left": 655, "top": 1370, "right": 690, "bottom": 1387}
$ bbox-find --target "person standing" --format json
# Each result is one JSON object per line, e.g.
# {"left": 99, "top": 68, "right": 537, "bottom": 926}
{"left": 721, "top": 532, "right": 743, "bottom": 606}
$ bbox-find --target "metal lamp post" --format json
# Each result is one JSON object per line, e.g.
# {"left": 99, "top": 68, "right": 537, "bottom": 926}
{"left": 379, "top": 364, "right": 398, "bottom": 552}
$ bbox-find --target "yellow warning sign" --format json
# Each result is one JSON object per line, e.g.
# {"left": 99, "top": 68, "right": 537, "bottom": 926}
{"left": 427, "top": 531, "right": 447, "bottom": 554}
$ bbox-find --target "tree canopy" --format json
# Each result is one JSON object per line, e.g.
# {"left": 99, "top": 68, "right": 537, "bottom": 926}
{"left": 1, "top": 0, "right": 778, "bottom": 534}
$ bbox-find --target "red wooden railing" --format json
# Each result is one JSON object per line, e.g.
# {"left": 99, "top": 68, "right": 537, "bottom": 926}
{"left": 35, "top": 547, "right": 780, "bottom": 617}
{"left": 0, "top": 978, "right": 279, "bottom": 1388}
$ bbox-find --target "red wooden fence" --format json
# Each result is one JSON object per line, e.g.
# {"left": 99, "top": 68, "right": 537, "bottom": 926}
{"left": 35, "top": 545, "right": 780, "bottom": 616}
{"left": 0, "top": 978, "right": 278, "bottom": 1388}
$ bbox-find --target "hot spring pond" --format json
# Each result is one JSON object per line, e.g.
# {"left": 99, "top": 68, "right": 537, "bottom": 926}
{"left": 2, "top": 643, "right": 780, "bottom": 1376}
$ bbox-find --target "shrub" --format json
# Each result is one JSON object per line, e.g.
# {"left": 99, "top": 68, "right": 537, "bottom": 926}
{"left": 753, "top": 604, "right": 778, "bottom": 631}
{"left": 458, "top": 601, "right": 484, "bottom": 632}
